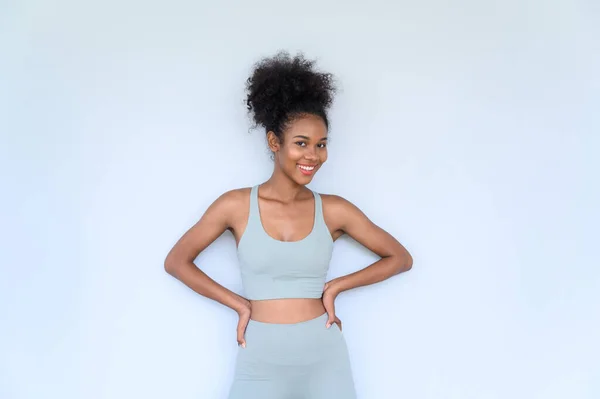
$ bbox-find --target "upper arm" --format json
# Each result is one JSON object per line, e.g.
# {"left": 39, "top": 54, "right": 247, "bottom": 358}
{"left": 164, "top": 189, "right": 246, "bottom": 267}
{"left": 324, "top": 194, "right": 411, "bottom": 261}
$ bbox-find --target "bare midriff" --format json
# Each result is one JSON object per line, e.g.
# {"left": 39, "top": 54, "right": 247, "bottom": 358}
{"left": 249, "top": 298, "right": 326, "bottom": 324}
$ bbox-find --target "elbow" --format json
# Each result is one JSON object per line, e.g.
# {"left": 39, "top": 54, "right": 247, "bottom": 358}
{"left": 394, "top": 252, "right": 413, "bottom": 274}
{"left": 165, "top": 247, "right": 198, "bottom": 277}
{"left": 164, "top": 254, "right": 180, "bottom": 276}
{"left": 404, "top": 252, "right": 413, "bottom": 272}
{"left": 406, "top": 252, "right": 412, "bottom": 271}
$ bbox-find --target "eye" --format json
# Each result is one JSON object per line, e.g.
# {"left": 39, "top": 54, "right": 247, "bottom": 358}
{"left": 295, "top": 141, "right": 306, "bottom": 147}
{"left": 318, "top": 143, "right": 327, "bottom": 148}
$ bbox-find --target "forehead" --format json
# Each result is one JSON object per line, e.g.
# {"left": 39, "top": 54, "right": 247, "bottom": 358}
{"left": 285, "top": 114, "right": 328, "bottom": 138}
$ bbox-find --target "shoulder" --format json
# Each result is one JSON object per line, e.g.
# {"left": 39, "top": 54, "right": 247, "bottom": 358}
{"left": 206, "top": 187, "right": 252, "bottom": 216}
{"left": 318, "top": 192, "right": 378, "bottom": 236}
{"left": 320, "top": 193, "right": 355, "bottom": 208}
{"left": 218, "top": 186, "right": 251, "bottom": 201}
{"left": 202, "top": 187, "right": 252, "bottom": 228}
{"left": 319, "top": 193, "right": 363, "bottom": 217}
{"left": 318, "top": 193, "right": 368, "bottom": 231}
{"left": 213, "top": 186, "right": 251, "bottom": 208}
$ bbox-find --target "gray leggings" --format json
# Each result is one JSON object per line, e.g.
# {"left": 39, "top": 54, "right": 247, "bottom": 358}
{"left": 228, "top": 312, "right": 357, "bottom": 399}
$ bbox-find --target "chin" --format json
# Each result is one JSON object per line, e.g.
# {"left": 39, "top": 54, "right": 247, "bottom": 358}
{"left": 296, "top": 168, "right": 320, "bottom": 184}
{"left": 298, "top": 176, "right": 314, "bottom": 185}
{"left": 288, "top": 174, "right": 311, "bottom": 186}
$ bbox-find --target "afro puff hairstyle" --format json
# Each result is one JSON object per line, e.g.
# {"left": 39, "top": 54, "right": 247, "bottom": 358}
{"left": 245, "top": 51, "right": 337, "bottom": 143}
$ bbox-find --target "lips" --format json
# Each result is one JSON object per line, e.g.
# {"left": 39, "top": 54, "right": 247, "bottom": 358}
{"left": 297, "top": 163, "right": 317, "bottom": 176}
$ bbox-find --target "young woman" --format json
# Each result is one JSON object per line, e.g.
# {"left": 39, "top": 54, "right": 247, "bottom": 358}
{"left": 164, "top": 51, "right": 413, "bottom": 399}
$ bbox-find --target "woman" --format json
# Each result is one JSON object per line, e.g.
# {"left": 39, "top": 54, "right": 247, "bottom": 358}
{"left": 164, "top": 51, "right": 413, "bottom": 399}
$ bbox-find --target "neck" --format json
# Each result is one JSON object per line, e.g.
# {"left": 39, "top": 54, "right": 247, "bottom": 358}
{"left": 261, "top": 165, "right": 308, "bottom": 203}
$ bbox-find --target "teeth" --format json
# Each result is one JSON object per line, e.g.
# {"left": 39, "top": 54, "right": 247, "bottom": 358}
{"left": 298, "top": 165, "right": 315, "bottom": 171}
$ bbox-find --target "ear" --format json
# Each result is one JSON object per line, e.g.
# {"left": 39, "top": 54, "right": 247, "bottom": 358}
{"left": 266, "top": 131, "right": 281, "bottom": 152}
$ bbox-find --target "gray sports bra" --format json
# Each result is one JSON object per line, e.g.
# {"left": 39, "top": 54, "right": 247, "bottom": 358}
{"left": 237, "top": 184, "right": 334, "bottom": 300}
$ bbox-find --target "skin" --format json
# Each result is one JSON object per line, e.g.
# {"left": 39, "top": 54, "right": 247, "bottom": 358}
{"left": 164, "top": 113, "right": 413, "bottom": 348}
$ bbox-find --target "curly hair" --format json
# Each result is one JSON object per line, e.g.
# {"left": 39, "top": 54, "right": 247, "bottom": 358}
{"left": 245, "top": 51, "right": 337, "bottom": 142}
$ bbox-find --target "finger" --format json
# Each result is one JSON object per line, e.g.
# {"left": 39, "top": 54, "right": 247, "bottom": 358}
{"left": 326, "top": 314, "right": 335, "bottom": 329}
{"left": 324, "top": 306, "right": 336, "bottom": 329}
{"left": 237, "top": 336, "right": 246, "bottom": 348}
{"left": 237, "top": 325, "right": 247, "bottom": 348}
{"left": 237, "top": 337, "right": 246, "bottom": 348}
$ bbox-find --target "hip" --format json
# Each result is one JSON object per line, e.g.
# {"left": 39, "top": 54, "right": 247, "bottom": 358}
{"left": 236, "top": 312, "right": 349, "bottom": 367}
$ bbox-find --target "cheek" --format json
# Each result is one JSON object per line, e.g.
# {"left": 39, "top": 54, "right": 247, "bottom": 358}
{"left": 285, "top": 146, "right": 304, "bottom": 162}
{"left": 320, "top": 149, "right": 328, "bottom": 162}
{"left": 277, "top": 145, "right": 302, "bottom": 167}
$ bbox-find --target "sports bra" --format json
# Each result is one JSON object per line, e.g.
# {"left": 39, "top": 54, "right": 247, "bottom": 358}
{"left": 237, "top": 184, "right": 334, "bottom": 300}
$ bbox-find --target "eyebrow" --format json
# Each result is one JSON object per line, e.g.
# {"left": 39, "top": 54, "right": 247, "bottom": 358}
{"left": 293, "top": 135, "right": 328, "bottom": 141}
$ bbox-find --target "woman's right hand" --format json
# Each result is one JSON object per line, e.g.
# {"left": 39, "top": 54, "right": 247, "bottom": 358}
{"left": 236, "top": 300, "right": 252, "bottom": 348}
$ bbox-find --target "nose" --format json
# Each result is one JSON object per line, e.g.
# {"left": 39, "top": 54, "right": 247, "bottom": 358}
{"left": 304, "top": 147, "right": 318, "bottom": 161}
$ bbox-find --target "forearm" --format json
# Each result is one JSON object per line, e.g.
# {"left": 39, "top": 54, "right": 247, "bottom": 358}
{"left": 166, "top": 261, "right": 250, "bottom": 314}
{"left": 329, "top": 254, "right": 412, "bottom": 295}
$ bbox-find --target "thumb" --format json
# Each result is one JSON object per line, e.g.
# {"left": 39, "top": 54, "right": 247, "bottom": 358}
{"left": 237, "top": 320, "right": 247, "bottom": 348}
{"left": 326, "top": 313, "right": 335, "bottom": 329}
{"left": 237, "top": 330, "right": 246, "bottom": 348}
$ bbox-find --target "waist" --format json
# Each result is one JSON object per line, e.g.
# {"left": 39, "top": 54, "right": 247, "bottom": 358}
{"left": 249, "top": 298, "right": 325, "bottom": 324}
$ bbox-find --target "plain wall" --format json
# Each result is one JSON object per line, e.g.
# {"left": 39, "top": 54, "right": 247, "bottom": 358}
{"left": 1, "top": 0, "right": 598, "bottom": 398}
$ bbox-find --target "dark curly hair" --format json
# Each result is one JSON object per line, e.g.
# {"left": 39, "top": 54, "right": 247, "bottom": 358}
{"left": 245, "top": 51, "right": 337, "bottom": 142}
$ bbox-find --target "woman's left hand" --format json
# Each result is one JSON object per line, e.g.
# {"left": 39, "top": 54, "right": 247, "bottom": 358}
{"left": 322, "top": 281, "right": 342, "bottom": 331}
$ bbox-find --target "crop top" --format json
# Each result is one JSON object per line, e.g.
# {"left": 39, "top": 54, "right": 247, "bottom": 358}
{"left": 236, "top": 184, "right": 334, "bottom": 300}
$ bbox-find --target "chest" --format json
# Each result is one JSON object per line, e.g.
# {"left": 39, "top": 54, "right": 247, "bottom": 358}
{"left": 256, "top": 197, "right": 316, "bottom": 242}
{"left": 237, "top": 233, "right": 333, "bottom": 278}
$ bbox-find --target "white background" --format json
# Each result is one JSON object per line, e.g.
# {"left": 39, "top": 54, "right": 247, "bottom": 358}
{"left": 1, "top": 0, "right": 599, "bottom": 398}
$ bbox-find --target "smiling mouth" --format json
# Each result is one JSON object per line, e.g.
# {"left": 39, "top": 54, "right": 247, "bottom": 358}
{"left": 297, "top": 164, "right": 317, "bottom": 175}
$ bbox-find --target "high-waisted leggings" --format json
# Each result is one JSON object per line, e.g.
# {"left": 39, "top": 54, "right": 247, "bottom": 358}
{"left": 227, "top": 312, "right": 357, "bottom": 399}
